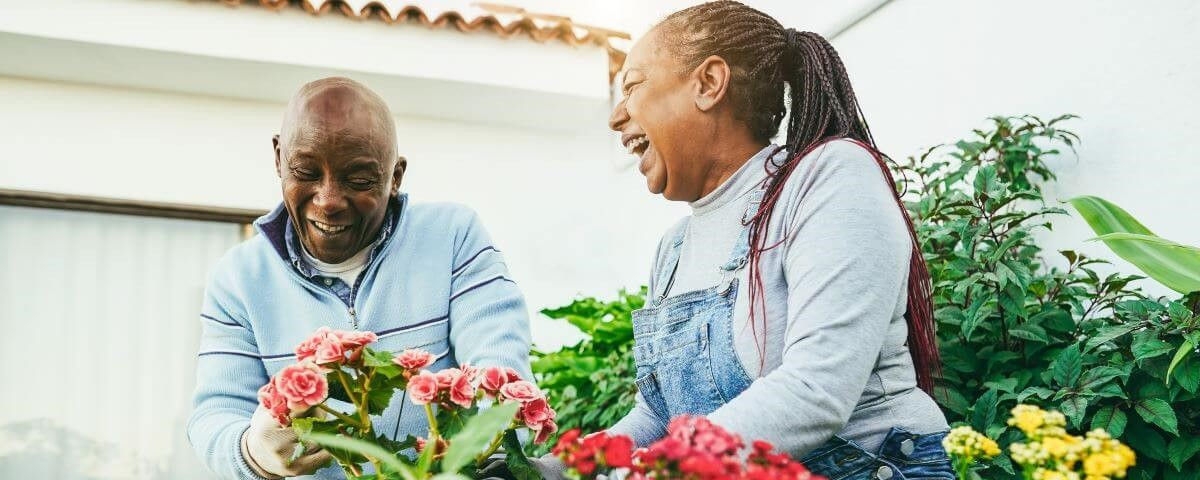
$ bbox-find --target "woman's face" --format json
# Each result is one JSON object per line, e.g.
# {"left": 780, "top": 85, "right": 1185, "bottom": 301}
{"left": 609, "top": 31, "right": 712, "bottom": 201}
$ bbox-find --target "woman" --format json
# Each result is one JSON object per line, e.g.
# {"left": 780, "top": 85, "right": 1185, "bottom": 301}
{"left": 604, "top": 2, "right": 951, "bottom": 479}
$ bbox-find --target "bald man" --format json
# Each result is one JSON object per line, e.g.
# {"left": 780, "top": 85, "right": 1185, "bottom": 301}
{"left": 187, "top": 77, "right": 533, "bottom": 479}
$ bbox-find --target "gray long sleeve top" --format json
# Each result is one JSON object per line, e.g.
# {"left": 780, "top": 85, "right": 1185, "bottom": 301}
{"left": 610, "top": 140, "right": 948, "bottom": 456}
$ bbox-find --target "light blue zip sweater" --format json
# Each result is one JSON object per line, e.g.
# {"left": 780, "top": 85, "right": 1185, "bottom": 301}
{"left": 187, "top": 194, "right": 533, "bottom": 479}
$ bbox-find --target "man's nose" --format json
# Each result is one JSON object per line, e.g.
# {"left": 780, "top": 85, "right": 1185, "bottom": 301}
{"left": 609, "top": 98, "right": 629, "bottom": 132}
{"left": 311, "top": 180, "right": 348, "bottom": 214}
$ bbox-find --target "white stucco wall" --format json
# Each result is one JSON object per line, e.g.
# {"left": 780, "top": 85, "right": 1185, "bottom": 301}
{"left": 818, "top": 0, "right": 1200, "bottom": 296}
{"left": 0, "top": 75, "right": 686, "bottom": 349}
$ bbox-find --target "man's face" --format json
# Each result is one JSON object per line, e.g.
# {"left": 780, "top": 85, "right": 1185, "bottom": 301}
{"left": 274, "top": 86, "right": 403, "bottom": 264}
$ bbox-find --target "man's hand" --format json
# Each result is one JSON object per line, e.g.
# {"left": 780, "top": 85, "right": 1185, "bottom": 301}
{"left": 241, "top": 406, "right": 332, "bottom": 479}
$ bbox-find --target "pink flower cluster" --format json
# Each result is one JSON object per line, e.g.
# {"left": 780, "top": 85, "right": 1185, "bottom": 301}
{"left": 294, "top": 327, "right": 378, "bottom": 366}
{"left": 555, "top": 416, "right": 824, "bottom": 480}
{"left": 258, "top": 362, "right": 329, "bottom": 426}
{"left": 404, "top": 364, "right": 558, "bottom": 443}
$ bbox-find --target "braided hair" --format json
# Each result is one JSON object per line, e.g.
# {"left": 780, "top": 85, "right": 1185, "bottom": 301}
{"left": 654, "top": 1, "right": 940, "bottom": 394}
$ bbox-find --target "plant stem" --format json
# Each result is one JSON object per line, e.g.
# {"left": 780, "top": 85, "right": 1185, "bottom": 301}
{"left": 476, "top": 421, "right": 516, "bottom": 464}
{"left": 424, "top": 404, "right": 439, "bottom": 440}
{"left": 317, "top": 403, "right": 363, "bottom": 429}
{"left": 360, "top": 370, "right": 374, "bottom": 435}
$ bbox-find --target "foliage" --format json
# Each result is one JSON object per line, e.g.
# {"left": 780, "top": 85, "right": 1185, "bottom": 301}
{"left": 1068, "top": 195, "right": 1200, "bottom": 296}
{"left": 898, "top": 115, "right": 1200, "bottom": 479}
{"left": 529, "top": 288, "right": 643, "bottom": 455}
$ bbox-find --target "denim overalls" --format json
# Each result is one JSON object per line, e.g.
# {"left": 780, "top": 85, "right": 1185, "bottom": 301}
{"left": 630, "top": 194, "right": 954, "bottom": 480}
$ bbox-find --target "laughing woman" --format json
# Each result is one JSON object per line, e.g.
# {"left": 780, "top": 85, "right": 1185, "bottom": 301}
{"left": 605, "top": 2, "right": 951, "bottom": 479}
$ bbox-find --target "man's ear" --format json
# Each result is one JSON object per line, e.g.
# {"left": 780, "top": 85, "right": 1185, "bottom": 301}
{"left": 391, "top": 155, "right": 407, "bottom": 196}
{"left": 272, "top": 134, "right": 283, "bottom": 178}
{"left": 693, "top": 55, "right": 731, "bottom": 112}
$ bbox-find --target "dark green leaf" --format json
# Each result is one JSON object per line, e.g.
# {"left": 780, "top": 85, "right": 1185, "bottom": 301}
{"left": 1134, "top": 398, "right": 1179, "bottom": 436}
{"left": 1051, "top": 344, "right": 1083, "bottom": 387}
{"left": 1091, "top": 405, "right": 1128, "bottom": 437}
{"left": 1168, "top": 436, "right": 1200, "bottom": 471}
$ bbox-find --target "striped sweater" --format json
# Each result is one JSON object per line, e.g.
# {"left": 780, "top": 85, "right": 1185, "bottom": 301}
{"left": 187, "top": 194, "right": 533, "bottom": 479}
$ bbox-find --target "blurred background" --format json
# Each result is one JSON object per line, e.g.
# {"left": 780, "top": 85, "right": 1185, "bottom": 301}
{"left": 0, "top": 0, "right": 1196, "bottom": 478}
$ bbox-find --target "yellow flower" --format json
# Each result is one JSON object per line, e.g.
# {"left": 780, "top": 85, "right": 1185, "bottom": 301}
{"left": 943, "top": 426, "right": 1001, "bottom": 460}
{"left": 1010, "top": 405, "right": 1046, "bottom": 436}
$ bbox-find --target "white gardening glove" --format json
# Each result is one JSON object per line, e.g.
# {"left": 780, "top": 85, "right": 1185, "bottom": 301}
{"left": 241, "top": 405, "right": 333, "bottom": 479}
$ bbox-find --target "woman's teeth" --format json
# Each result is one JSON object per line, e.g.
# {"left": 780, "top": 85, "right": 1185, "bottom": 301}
{"left": 312, "top": 220, "right": 349, "bottom": 235}
{"left": 626, "top": 137, "right": 649, "bottom": 155}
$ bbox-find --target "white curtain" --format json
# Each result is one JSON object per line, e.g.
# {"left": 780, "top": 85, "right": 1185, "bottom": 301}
{"left": 0, "top": 205, "right": 242, "bottom": 479}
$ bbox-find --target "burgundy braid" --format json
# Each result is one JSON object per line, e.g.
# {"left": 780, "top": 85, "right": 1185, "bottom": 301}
{"left": 656, "top": 1, "right": 940, "bottom": 393}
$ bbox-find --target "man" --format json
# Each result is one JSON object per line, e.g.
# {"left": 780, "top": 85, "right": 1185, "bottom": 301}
{"left": 187, "top": 77, "right": 533, "bottom": 479}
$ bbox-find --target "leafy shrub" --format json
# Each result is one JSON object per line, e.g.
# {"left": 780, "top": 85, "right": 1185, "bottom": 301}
{"left": 900, "top": 115, "right": 1200, "bottom": 479}
{"left": 529, "top": 288, "right": 643, "bottom": 455}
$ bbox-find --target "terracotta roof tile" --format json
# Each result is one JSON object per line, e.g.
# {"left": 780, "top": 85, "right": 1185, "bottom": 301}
{"left": 219, "top": 0, "right": 630, "bottom": 80}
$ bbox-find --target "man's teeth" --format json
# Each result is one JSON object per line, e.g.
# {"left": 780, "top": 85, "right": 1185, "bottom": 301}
{"left": 312, "top": 220, "right": 349, "bottom": 234}
{"left": 626, "top": 137, "right": 649, "bottom": 155}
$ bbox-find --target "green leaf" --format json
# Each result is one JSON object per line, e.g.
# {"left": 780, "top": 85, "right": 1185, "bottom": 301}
{"left": 1125, "top": 419, "right": 1169, "bottom": 462}
{"left": 1009, "top": 323, "right": 1050, "bottom": 343}
{"left": 983, "top": 378, "right": 1019, "bottom": 394}
{"left": 1134, "top": 398, "right": 1180, "bottom": 436}
{"left": 1085, "top": 324, "right": 1138, "bottom": 352}
{"left": 1173, "top": 354, "right": 1200, "bottom": 393}
{"left": 1166, "top": 339, "right": 1194, "bottom": 386}
{"left": 502, "top": 429, "right": 542, "bottom": 480}
{"left": 1060, "top": 395, "right": 1089, "bottom": 429}
{"left": 1051, "top": 344, "right": 1083, "bottom": 387}
{"left": 1133, "top": 331, "right": 1176, "bottom": 360}
{"left": 1091, "top": 405, "right": 1128, "bottom": 437}
{"left": 970, "top": 389, "right": 999, "bottom": 433}
{"left": 1168, "top": 436, "right": 1200, "bottom": 471}
{"left": 302, "top": 432, "right": 408, "bottom": 473}
{"left": 1069, "top": 196, "right": 1200, "bottom": 294}
{"left": 1079, "top": 366, "right": 1125, "bottom": 391}
{"left": 441, "top": 402, "right": 520, "bottom": 473}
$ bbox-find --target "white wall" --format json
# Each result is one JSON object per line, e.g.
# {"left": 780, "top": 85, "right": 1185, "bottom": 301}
{"left": 0, "top": 76, "right": 687, "bottom": 349}
{"left": 818, "top": 0, "right": 1200, "bottom": 296}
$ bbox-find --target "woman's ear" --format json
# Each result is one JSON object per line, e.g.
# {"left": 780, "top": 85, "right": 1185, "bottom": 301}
{"left": 693, "top": 55, "right": 731, "bottom": 112}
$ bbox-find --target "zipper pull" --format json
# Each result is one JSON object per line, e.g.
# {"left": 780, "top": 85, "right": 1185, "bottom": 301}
{"left": 348, "top": 307, "right": 358, "bottom": 329}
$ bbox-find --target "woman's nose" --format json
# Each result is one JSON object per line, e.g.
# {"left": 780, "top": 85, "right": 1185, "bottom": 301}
{"left": 609, "top": 98, "right": 630, "bottom": 132}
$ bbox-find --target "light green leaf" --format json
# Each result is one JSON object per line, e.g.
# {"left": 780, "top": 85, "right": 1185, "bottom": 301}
{"left": 301, "top": 432, "right": 408, "bottom": 473}
{"left": 1166, "top": 339, "right": 1194, "bottom": 386}
{"left": 1069, "top": 196, "right": 1200, "bottom": 294}
{"left": 441, "top": 402, "right": 519, "bottom": 473}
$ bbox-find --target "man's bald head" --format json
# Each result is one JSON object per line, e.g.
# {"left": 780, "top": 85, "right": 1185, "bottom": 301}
{"left": 273, "top": 77, "right": 406, "bottom": 264}
{"left": 280, "top": 77, "right": 397, "bottom": 163}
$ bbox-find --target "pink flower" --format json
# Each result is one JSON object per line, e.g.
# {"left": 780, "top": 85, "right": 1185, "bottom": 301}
{"left": 459, "top": 363, "right": 481, "bottom": 382}
{"left": 407, "top": 370, "right": 439, "bottom": 405}
{"left": 257, "top": 382, "right": 292, "bottom": 426}
{"left": 448, "top": 370, "right": 477, "bottom": 408}
{"left": 393, "top": 349, "right": 436, "bottom": 370}
{"left": 314, "top": 338, "right": 345, "bottom": 365}
{"left": 534, "top": 419, "right": 558, "bottom": 444}
{"left": 435, "top": 368, "right": 460, "bottom": 390}
{"left": 521, "top": 397, "right": 554, "bottom": 428}
{"left": 273, "top": 362, "right": 328, "bottom": 411}
{"left": 294, "top": 327, "right": 333, "bottom": 363}
{"left": 500, "top": 380, "right": 541, "bottom": 403}
{"left": 480, "top": 366, "right": 509, "bottom": 395}
{"left": 505, "top": 367, "right": 523, "bottom": 383}
{"left": 336, "top": 330, "right": 377, "bottom": 348}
